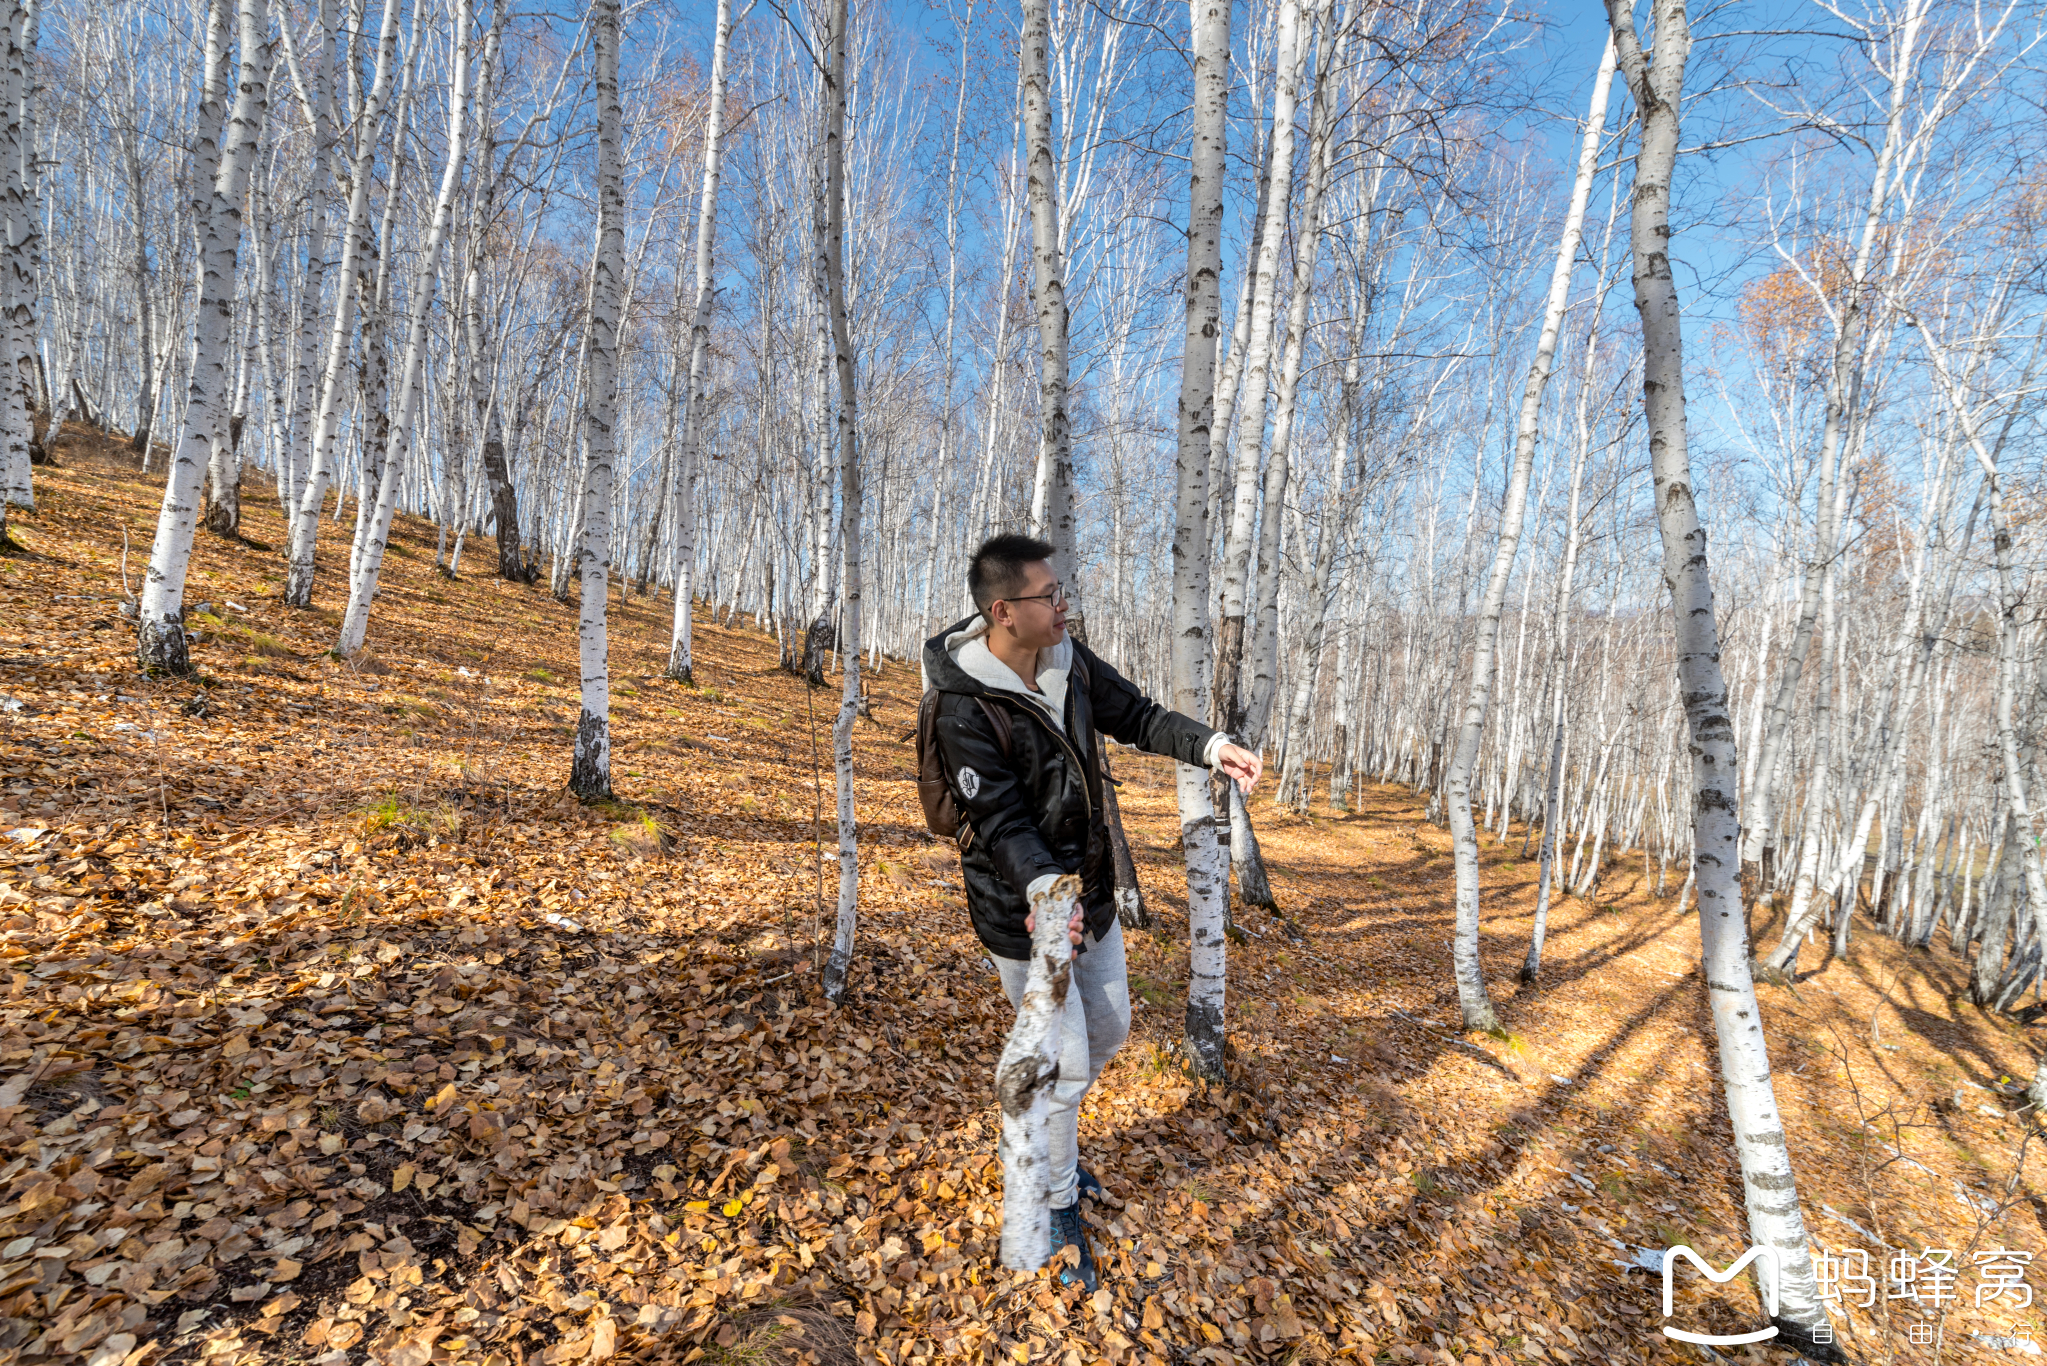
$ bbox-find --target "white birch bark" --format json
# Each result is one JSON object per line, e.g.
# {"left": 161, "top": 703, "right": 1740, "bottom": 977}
{"left": 570, "top": 0, "right": 625, "bottom": 801}
{"left": 11, "top": 0, "right": 35, "bottom": 467}
{"left": 667, "top": 0, "right": 743, "bottom": 681}
{"left": 276, "top": 0, "right": 336, "bottom": 516}
{"left": 343, "top": 0, "right": 420, "bottom": 592}
{"left": 1773, "top": 553, "right": 1839, "bottom": 974}
{"left": 1019, "top": 0, "right": 1074, "bottom": 601}
{"left": 818, "top": 0, "right": 863, "bottom": 1006}
{"left": 137, "top": 0, "right": 270, "bottom": 673}
{"left": 0, "top": 0, "right": 32, "bottom": 534}
{"left": 202, "top": 165, "right": 256, "bottom": 540}
{"left": 335, "top": 0, "right": 475, "bottom": 656}
{"left": 1240, "top": 0, "right": 1340, "bottom": 754}
{"left": 282, "top": 0, "right": 402, "bottom": 609}
{"left": 997, "top": 874, "right": 1081, "bottom": 1270}
{"left": 1524, "top": 149, "right": 1627, "bottom": 979}
{"left": 1219, "top": 0, "right": 1341, "bottom": 912}
{"left": 1444, "top": 37, "right": 1614, "bottom": 1029}
{"left": 1173, "top": 0, "right": 1231, "bottom": 1082}
{"left": 1603, "top": 0, "right": 1835, "bottom": 1348}
{"left": 1213, "top": 0, "right": 1304, "bottom": 736}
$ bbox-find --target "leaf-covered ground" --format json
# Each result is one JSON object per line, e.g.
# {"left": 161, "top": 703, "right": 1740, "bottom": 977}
{"left": 2, "top": 437, "right": 2043, "bottom": 1366}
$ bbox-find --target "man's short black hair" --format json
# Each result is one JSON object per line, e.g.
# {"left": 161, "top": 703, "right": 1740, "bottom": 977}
{"left": 969, "top": 533, "right": 1055, "bottom": 616}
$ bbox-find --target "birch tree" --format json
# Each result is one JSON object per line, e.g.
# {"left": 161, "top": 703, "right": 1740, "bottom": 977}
{"left": 136, "top": 0, "right": 270, "bottom": 673}
{"left": 818, "top": 0, "right": 862, "bottom": 1007}
{"left": 1173, "top": 0, "right": 1231, "bottom": 1082}
{"left": 273, "top": 0, "right": 335, "bottom": 517}
{"left": 1443, "top": 38, "right": 1615, "bottom": 1030}
{"left": 570, "top": 0, "right": 625, "bottom": 802}
{"left": 1019, "top": 0, "right": 1072, "bottom": 604}
{"left": 1603, "top": 0, "right": 1837, "bottom": 1350}
{"left": 1211, "top": 0, "right": 1304, "bottom": 913}
{"left": 337, "top": 0, "right": 477, "bottom": 656}
{"left": 282, "top": 0, "right": 402, "bottom": 609}
{"left": 666, "top": 0, "right": 745, "bottom": 682}
{"left": 0, "top": 0, "right": 35, "bottom": 546}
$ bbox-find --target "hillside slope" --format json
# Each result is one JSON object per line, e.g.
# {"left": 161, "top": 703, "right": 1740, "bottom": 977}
{"left": 1, "top": 444, "right": 2042, "bottom": 1366}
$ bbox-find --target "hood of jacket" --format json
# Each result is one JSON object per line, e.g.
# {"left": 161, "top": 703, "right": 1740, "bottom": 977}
{"left": 922, "top": 614, "right": 1071, "bottom": 734}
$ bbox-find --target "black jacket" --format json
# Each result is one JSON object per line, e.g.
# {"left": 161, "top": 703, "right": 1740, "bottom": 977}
{"left": 923, "top": 617, "right": 1219, "bottom": 960}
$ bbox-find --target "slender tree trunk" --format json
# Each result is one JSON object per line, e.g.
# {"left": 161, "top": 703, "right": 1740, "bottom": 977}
{"left": 337, "top": 0, "right": 474, "bottom": 655}
{"left": 1213, "top": 0, "right": 1304, "bottom": 740}
{"left": 1019, "top": 0, "right": 1076, "bottom": 615}
{"left": 1172, "top": 0, "right": 1230, "bottom": 1082}
{"left": 119, "top": 113, "right": 156, "bottom": 460}
{"left": 667, "top": 0, "right": 739, "bottom": 681}
{"left": 916, "top": 6, "right": 971, "bottom": 640}
{"left": 0, "top": 0, "right": 34, "bottom": 534}
{"left": 1525, "top": 695, "right": 1569, "bottom": 982}
{"left": 201, "top": 171, "right": 254, "bottom": 541}
{"left": 283, "top": 0, "right": 402, "bottom": 608}
{"left": 1769, "top": 560, "right": 1838, "bottom": 980}
{"left": 280, "top": 0, "right": 337, "bottom": 517}
{"left": 137, "top": 0, "right": 270, "bottom": 673}
{"left": 1445, "top": 38, "right": 1615, "bottom": 1030}
{"left": 344, "top": 0, "right": 419, "bottom": 593}
{"left": 1098, "top": 739, "right": 1150, "bottom": 930}
{"left": 1973, "top": 817, "right": 2021, "bottom": 1005}
{"left": 1228, "top": 0, "right": 1342, "bottom": 911}
{"left": 570, "top": 0, "right": 624, "bottom": 801}
{"left": 454, "top": 21, "right": 516, "bottom": 584}
{"left": 1604, "top": 0, "right": 1836, "bottom": 1350}
{"left": 1242, "top": 0, "right": 1337, "bottom": 753}
{"left": 819, "top": 0, "right": 862, "bottom": 1006}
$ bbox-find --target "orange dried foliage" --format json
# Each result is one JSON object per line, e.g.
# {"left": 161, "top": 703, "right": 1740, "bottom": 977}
{"left": 0, "top": 439, "right": 2037, "bottom": 1365}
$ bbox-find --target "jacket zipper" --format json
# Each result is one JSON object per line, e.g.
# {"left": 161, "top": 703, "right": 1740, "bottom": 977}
{"left": 991, "top": 696, "right": 1093, "bottom": 822}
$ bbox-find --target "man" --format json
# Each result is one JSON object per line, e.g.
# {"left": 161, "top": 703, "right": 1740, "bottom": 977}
{"left": 922, "top": 533, "right": 1261, "bottom": 1291}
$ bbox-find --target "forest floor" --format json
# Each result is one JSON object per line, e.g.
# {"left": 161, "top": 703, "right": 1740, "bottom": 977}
{"left": 1, "top": 434, "right": 2044, "bottom": 1366}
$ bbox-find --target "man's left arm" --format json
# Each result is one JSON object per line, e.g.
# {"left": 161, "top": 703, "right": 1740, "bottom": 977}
{"left": 1079, "top": 642, "right": 1259, "bottom": 788}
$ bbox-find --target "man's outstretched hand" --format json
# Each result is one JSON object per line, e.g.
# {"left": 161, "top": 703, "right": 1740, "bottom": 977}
{"left": 1216, "top": 742, "right": 1263, "bottom": 793}
{"left": 1025, "top": 902, "right": 1087, "bottom": 947}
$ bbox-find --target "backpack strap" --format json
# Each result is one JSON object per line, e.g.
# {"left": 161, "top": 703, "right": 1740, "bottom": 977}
{"left": 949, "top": 697, "right": 1014, "bottom": 853}
{"left": 974, "top": 697, "right": 1013, "bottom": 760}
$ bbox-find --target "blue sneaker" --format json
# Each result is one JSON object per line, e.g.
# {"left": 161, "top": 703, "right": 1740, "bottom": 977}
{"left": 1049, "top": 1201, "right": 1098, "bottom": 1292}
{"left": 1077, "top": 1162, "right": 1105, "bottom": 1203}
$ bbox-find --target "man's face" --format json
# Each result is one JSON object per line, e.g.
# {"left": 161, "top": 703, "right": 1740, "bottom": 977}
{"left": 994, "top": 560, "right": 1068, "bottom": 649}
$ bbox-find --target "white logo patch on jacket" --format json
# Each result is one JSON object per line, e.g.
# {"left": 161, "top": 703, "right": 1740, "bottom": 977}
{"left": 957, "top": 766, "right": 981, "bottom": 799}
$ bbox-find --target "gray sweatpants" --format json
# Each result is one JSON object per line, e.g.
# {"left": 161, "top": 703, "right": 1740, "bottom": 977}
{"left": 992, "top": 918, "right": 1131, "bottom": 1210}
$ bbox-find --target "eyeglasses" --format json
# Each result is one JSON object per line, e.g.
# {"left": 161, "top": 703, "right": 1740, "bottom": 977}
{"left": 1005, "top": 581, "right": 1068, "bottom": 609}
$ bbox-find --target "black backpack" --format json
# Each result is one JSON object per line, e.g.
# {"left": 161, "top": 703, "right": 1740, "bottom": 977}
{"left": 916, "top": 652, "right": 1090, "bottom": 846}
